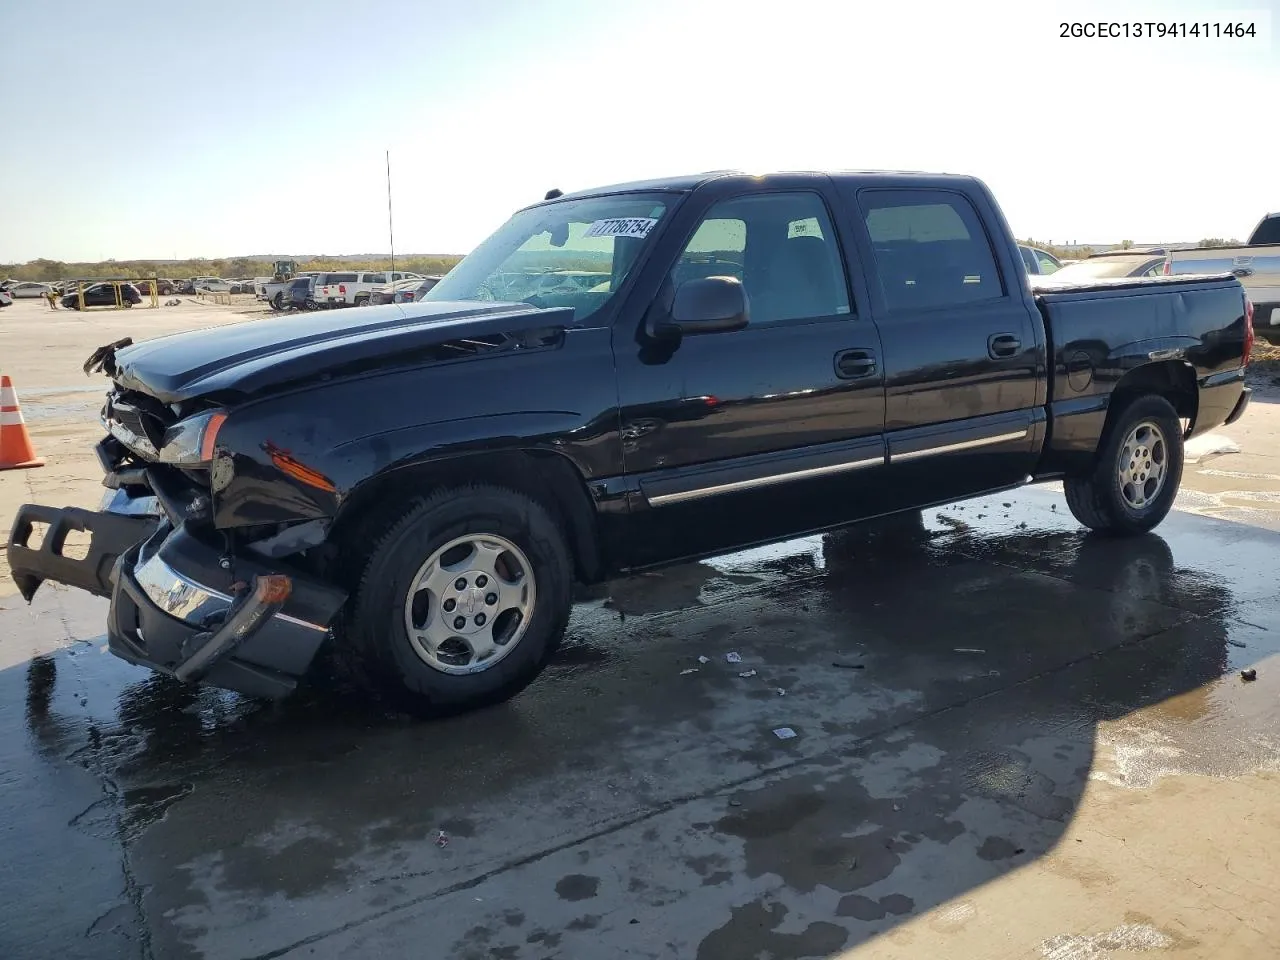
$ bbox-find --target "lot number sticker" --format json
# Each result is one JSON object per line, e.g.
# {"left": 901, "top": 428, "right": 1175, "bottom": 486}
{"left": 583, "top": 217, "right": 657, "bottom": 239}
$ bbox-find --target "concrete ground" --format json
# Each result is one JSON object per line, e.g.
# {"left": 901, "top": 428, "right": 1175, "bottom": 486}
{"left": 1, "top": 297, "right": 1278, "bottom": 959}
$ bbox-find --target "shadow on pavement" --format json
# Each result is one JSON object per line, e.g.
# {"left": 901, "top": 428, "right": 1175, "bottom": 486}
{"left": 1, "top": 491, "right": 1275, "bottom": 959}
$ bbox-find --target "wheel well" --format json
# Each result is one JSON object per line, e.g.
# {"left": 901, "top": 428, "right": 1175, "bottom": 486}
{"left": 1107, "top": 360, "right": 1197, "bottom": 438}
{"left": 328, "top": 450, "right": 604, "bottom": 584}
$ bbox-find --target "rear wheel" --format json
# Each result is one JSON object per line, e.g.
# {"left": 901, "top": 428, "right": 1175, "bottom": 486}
{"left": 271, "top": 292, "right": 284, "bottom": 311}
{"left": 333, "top": 485, "right": 573, "bottom": 717}
{"left": 354, "top": 294, "right": 370, "bottom": 307}
{"left": 1064, "top": 394, "right": 1183, "bottom": 535}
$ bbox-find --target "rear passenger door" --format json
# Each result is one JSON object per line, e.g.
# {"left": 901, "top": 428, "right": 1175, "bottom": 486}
{"left": 850, "top": 188, "right": 1042, "bottom": 508}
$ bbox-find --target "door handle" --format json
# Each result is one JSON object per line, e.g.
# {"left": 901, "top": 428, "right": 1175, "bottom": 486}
{"left": 835, "top": 349, "right": 877, "bottom": 379}
{"left": 987, "top": 334, "right": 1021, "bottom": 359}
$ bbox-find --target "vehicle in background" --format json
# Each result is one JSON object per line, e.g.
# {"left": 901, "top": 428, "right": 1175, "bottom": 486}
{"left": 0, "top": 290, "right": 12, "bottom": 308}
{"left": 1032, "top": 249, "right": 1170, "bottom": 285}
{"left": 0, "top": 279, "right": 19, "bottom": 292}
{"left": 317, "top": 270, "right": 424, "bottom": 307}
{"left": 1169, "top": 214, "right": 1280, "bottom": 332}
{"left": 366, "top": 276, "right": 442, "bottom": 305}
{"left": 61, "top": 282, "right": 143, "bottom": 309}
{"left": 283, "top": 275, "right": 318, "bottom": 310}
{"left": 9, "top": 168, "right": 1253, "bottom": 717}
{"left": 1019, "top": 245, "right": 1063, "bottom": 276}
{"left": 7, "top": 281, "right": 53, "bottom": 298}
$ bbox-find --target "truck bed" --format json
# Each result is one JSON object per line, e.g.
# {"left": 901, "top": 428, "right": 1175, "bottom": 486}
{"left": 1031, "top": 273, "right": 1249, "bottom": 474}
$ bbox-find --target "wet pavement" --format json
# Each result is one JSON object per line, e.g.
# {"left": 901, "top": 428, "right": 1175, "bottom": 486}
{"left": 2, "top": 490, "right": 1279, "bottom": 959}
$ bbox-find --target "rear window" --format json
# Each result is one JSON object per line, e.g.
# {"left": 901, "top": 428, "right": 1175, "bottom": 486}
{"left": 862, "top": 190, "right": 1004, "bottom": 310}
{"left": 327, "top": 272, "right": 358, "bottom": 283}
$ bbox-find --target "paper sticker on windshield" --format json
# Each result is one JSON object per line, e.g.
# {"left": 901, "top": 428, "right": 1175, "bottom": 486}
{"left": 583, "top": 217, "right": 657, "bottom": 239}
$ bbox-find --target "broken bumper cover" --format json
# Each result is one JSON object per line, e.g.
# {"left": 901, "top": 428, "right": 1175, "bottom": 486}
{"left": 7, "top": 497, "right": 346, "bottom": 699}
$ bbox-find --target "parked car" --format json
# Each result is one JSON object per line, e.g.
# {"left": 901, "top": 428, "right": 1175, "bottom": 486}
{"left": 61, "top": 282, "right": 143, "bottom": 309}
{"left": 264, "top": 271, "right": 320, "bottom": 310}
{"left": 7, "top": 281, "right": 53, "bottom": 299}
{"left": 0, "top": 290, "right": 12, "bottom": 308}
{"left": 1169, "top": 214, "right": 1280, "bottom": 332}
{"left": 283, "top": 275, "right": 319, "bottom": 310}
{"left": 317, "top": 270, "right": 424, "bottom": 307}
{"left": 9, "top": 168, "right": 1253, "bottom": 717}
{"left": 368, "top": 276, "right": 442, "bottom": 305}
{"left": 1018, "top": 245, "right": 1063, "bottom": 276}
{"left": 1032, "top": 249, "right": 1171, "bottom": 284}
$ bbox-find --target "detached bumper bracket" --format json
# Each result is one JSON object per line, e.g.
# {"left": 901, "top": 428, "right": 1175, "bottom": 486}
{"left": 7, "top": 504, "right": 160, "bottom": 602}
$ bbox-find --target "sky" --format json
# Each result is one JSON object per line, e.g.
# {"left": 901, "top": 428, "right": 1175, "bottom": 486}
{"left": 1, "top": 0, "right": 1276, "bottom": 263}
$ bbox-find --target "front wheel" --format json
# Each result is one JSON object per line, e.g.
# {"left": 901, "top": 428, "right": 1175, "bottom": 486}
{"left": 333, "top": 485, "right": 573, "bottom": 716}
{"left": 1064, "top": 394, "right": 1183, "bottom": 536}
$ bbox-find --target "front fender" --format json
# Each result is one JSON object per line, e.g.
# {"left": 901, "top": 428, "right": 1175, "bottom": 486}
{"left": 212, "top": 409, "right": 618, "bottom": 529}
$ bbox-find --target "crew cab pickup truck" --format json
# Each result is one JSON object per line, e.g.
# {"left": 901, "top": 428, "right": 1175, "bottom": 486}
{"left": 7, "top": 170, "right": 1255, "bottom": 716}
{"left": 1170, "top": 213, "right": 1280, "bottom": 332}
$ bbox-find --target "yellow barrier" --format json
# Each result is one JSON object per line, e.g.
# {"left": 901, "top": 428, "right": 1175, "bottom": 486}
{"left": 71, "top": 279, "right": 161, "bottom": 311}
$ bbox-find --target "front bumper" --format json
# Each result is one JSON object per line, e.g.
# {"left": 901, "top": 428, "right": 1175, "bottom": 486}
{"left": 7, "top": 495, "right": 346, "bottom": 699}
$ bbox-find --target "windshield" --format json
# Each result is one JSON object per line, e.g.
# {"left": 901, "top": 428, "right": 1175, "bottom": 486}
{"left": 423, "top": 192, "right": 672, "bottom": 323}
{"left": 1052, "top": 257, "right": 1160, "bottom": 279}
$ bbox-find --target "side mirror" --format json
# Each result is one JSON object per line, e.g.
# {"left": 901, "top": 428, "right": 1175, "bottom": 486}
{"left": 667, "top": 276, "right": 748, "bottom": 335}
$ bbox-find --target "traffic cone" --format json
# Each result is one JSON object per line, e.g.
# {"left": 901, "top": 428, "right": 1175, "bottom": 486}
{"left": 0, "top": 375, "right": 45, "bottom": 470}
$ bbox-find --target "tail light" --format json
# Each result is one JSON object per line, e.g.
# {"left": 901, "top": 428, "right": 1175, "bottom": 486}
{"left": 339, "top": 284, "right": 346, "bottom": 294}
{"left": 1163, "top": 258, "right": 1171, "bottom": 275}
{"left": 1243, "top": 298, "right": 1255, "bottom": 367}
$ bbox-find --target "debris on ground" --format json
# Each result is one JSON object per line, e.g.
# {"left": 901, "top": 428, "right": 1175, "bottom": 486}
{"left": 728, "top": 799, "right": 742, "bottom": 807}
{"left": 772, "top": 727, "right": 797, "bottom": 740}
{"left": 725, "top": 652, "right": 742, "bottom": 663}
{"left": 776, "top": 688, "right": 786, "bottom": 697}
{"left": 954, "top": 647, "right": 986, "bottom": 654}
{"left": 680, "top": 668, "right": 699, "bottom": 676}
{"left": 738, "top": 669, "right": 757, "bottom": 678}
{"left": 892, "top": 803, "right": 901, "bottom": 811}
{"left": 697, "top": 655, "right": 710, "bottom": 664}
{"left": 435, "top": 830, "right": 449, "bottom": 847}
{"left": 1241, "top": 668, "right": 1258, "bottom": 682}
{"left": 832, "top": 661, "right": 865, "bottom": 670}
{"left": 1227, "top": 639, "right": 1248, "bottom": 649}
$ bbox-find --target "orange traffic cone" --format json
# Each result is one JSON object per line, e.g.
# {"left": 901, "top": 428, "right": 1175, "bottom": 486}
{"left": 0, "top": 375, "right": 45, "bottom": 470}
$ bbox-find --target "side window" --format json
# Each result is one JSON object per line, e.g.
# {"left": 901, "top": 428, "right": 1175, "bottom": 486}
{"left": 670, "top": 192, "right": 850, "bottom": 326}
{"left": 1035, "top": 251, "right": 1060, "bottom": 275}
{"left": 863, "top": 190, "right": 1004, "bottom": 311}
{"left": 364, "top": 273, "right": 385, "bottom": 284}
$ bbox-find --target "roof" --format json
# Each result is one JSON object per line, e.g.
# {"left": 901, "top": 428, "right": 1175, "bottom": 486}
{"left": 542, "top": 169, "right": 980, "bottom": 206}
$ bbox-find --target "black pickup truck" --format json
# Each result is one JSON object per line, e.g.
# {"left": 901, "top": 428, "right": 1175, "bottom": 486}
{"left": 8, "top": 170, "right": 1255, "bottom": 715}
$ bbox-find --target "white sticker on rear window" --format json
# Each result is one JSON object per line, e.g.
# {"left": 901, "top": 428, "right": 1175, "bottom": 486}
{"left": 583, "top": 217, "right": 657, "bottom": 239}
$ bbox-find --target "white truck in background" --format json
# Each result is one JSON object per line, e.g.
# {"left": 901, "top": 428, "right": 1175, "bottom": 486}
{"left": 315, "top": 270, "right": 425, "bottom": 307}
{"left": 1170, "top": 213, "right": 1280, "bottom": 333}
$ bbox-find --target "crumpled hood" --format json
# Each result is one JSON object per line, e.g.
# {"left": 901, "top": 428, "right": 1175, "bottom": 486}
{"left": 109, "top": 301, "right": 573, "bottom": 403}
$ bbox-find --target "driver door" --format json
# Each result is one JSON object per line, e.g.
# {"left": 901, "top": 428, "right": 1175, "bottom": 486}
{"left": 611, "top": 184, "right": 887, "bottom": 568}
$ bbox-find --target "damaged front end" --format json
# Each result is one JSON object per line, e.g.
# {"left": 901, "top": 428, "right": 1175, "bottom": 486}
{"left": 7, "top": 383, "right": 346, "bottom": 699}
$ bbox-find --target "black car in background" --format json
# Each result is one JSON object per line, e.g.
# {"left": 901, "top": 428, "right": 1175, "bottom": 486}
{"left": 61, "top": 282, "right": 143, "bottom": 309}
{"left": 284, "top": 276, "right": 318, "bottom": 310}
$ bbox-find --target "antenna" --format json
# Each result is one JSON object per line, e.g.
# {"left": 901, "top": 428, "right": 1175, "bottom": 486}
{"left": 386, "top": 149, "right": 395, "bottom": 279}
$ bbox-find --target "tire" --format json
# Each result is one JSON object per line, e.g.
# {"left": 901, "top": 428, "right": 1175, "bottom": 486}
{"left": 271, "top": 292, "right": 284, "bottom": 311}
{"left": 354, "top": 294, "right": 369, "bottom": 307}
{"left": 1064, "top": 394, "right": 1183, "bottom": 536}
{"left": 333, "top": 484, "right": 573, "bottom": 717}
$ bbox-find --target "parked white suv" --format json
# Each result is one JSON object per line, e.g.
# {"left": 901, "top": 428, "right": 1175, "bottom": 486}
{"left": 316, "top": 270, "right": 424, "bottom": 306}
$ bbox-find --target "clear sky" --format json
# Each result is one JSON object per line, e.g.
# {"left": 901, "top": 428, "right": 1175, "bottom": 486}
{"left": 1, "top": 0, "right": 1275, "bottom": 263}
